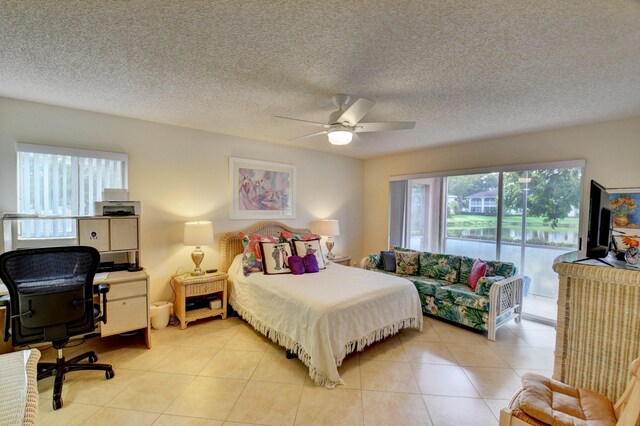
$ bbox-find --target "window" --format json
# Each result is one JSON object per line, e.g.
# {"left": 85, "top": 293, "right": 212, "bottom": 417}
{"left": 17, "top": 143, "right": 128, "bottom": 238}
{"left": 391, "top": 160, "right": 585, "bottom": 324}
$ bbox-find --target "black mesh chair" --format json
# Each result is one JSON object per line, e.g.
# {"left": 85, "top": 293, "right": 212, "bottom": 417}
{"left": 0, "top": 246, "right": 114, "bottom": 410}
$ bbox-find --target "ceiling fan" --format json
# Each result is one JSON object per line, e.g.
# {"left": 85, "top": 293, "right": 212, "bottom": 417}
{"left": 274, "top": 94, "right": 415, "bottom": 145}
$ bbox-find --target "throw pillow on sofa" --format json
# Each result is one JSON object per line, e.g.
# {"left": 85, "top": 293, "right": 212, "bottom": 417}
{"left": 468, "top": 259, "right": 488, "bottom": 291}
{"left": 395, "top": 250, "right": 419, "bottom": 275}
{"left": 380, "top": 251, "right": 397, "bottom": 272}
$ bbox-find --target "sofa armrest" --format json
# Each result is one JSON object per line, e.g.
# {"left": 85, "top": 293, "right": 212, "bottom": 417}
{"left": 487, "top": 275, "right": 524, "bottom": 341}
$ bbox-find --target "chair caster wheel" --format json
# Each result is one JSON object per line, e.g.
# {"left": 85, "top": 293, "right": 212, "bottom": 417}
{"left": 106, "top": 369, "right": 115, "bottom": 380}
{"left": 53, "top": 396, "right": 63, "bottom": 410}
{"left": 88, "top": 354, "right": 98, "bottom": 363}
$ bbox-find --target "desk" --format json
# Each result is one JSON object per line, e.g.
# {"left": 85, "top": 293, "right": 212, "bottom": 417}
{"left": 0, "top": 269, "right": 150, "bottom": 353}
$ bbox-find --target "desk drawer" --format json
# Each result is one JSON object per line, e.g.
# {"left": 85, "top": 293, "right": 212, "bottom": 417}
{"left": 107, "top": 280, "right": 147, "bottom": 300}
{"left": 101, "top": 295, "right": 148, "bottom": 336}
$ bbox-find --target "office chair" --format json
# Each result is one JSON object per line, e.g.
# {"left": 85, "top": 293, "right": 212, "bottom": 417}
{"left": 0, "top": 246, "right": 115, "bottom": 410}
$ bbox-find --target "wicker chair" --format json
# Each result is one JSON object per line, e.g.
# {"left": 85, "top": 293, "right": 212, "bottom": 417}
{"left": 499, "top": 357, "right": 640, "bottom": 426}
{"left": 0, "top": 246, "right": 115, "bottom": 410}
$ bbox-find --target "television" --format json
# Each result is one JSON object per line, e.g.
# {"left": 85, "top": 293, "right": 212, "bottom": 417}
{"left": 586, "top": 180, "right": 612, "bottom": 259}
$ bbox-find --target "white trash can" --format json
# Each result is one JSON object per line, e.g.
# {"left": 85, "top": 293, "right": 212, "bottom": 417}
{"left": 150, "top": 301, "right": 173, "bottom": 329}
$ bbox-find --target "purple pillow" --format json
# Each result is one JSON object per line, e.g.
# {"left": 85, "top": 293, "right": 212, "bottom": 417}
{"left": 288, "top": 256, "right": 305, "bottom": 275}
{"left": 303, "top": 254, "right": 319, "bottom": 273}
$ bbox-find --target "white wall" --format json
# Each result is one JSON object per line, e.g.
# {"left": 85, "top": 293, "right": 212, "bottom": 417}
{"left": 363, "top": 116, "right": 640, "bottom": 256}
{"left": 0, "top": 97, "right": 364, "bottom": 302}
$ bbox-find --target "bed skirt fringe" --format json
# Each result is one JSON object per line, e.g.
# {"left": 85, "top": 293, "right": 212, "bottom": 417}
{"left": 230, "top": 300, "right": 423, "bottom": 389}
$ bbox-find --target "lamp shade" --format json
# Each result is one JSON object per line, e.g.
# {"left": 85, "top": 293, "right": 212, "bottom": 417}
{"left": 183, "top": 221, "right": 214, "bottom": 246}
{"left": 311, "top": 219, "right": 340, "bottom": 237}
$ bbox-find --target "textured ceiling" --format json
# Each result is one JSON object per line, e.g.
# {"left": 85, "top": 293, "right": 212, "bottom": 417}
{"left": 1, "top": 1, "right": 640, "bottom": 159}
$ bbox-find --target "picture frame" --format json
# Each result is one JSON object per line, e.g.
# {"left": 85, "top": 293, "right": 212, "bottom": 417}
{"left": 609, "top": 188, "right": 640, "bottom": 250}
{"left": 229, "top": 157, "right": 296, "bottom": 220}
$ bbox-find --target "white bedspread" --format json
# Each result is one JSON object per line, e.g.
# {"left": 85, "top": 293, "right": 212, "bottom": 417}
{"left": 228, "top": 255, "right": 423, "bottom": 388}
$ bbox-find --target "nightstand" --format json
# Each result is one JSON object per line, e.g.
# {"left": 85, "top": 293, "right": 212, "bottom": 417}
{"left": 330, "top": 256, "right": 352, "bottom": 266}
{"left": 172, "top": 272, "right": 228, "bottom": 329}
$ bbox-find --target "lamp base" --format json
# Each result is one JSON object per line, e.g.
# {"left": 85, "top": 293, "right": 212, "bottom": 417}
{"left": 326, "top": 238, "right": 335, "bottom": 260}
{"left": 191, "top": 247, "right": 205, "bottom": 276}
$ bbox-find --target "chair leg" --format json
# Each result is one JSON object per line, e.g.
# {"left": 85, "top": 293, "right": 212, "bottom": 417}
{"left": 52, "top": 364, "right": 65, "bottom": 410}
{"left": 66, "top": 350, "right": 98, "bottom": 365}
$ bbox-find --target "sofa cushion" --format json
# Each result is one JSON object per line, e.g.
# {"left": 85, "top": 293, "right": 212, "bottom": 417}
{"left": 460, "top": 256, "right": 515, "bottom": 283}
{"left": 475, "top": 275, "right": 505, "bottom": 296}
{"left": 419, "top": 252, "right": 462, "bottom": 283}
{"left": 362, "top": 253, "right": 382, "bottom": 270}
{"left": 435, "top": 283, "right": 490, "bottom": 312}
{"left": 395, "top": 250, "right": 420, "bottom": 275}
{"left": 518, "top": 373, "right": 616, "bottom": 426}
{"left": 485, "top": 260, "right": 516, "bottom": 278}
{"left": 408, "top": 276, "right": 451, "bottom": 297}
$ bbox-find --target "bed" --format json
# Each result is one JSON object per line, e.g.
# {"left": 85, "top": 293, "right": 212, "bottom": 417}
{"left": 220, "top": 221, "right": 423, "bottom": 388}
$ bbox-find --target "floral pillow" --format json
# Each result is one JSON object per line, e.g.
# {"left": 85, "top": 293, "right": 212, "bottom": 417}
{"left": 240, "top": 232, "right": 277, "bottom": 276}
{"left": 279, "top": 231, "right": 320, "bottom": 243}
{"left": 395, "top": 250, "right": 419, "bottom": 275}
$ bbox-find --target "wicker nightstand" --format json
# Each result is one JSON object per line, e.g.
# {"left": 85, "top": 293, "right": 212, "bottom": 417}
{"left": 172, "top": 272, "right": 227, "bottom": 329}
{"left": 330, "top": 256, "right": 352, "bottom": 266}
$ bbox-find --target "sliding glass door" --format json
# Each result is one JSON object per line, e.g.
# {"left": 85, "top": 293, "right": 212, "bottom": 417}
{"left": 499, "top": 168, "right": 581, "bottom": 322}
{"left": 443, "top": 173, "right": 499, "bottom": 259}
{"left": 435, "top": 166, "right": 582, "bottom": 323}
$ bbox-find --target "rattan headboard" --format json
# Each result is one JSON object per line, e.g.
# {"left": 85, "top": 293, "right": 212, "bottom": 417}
{"left": 219, "top": 221, "right": 311, "bottom": 272}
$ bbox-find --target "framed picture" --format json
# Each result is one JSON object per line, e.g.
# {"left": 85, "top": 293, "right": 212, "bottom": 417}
{"left": 229, "top": 157, "right": 296, "bottom": 219}
{"left": 609, "top": 189, "right": 640, "bottom": 250}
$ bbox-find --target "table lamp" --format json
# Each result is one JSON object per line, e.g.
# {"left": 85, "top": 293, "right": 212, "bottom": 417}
{"left": 183, "top": 221, "right": 214, "bottom": 276}
{"left": 311, "top": 219, "right": 340, "bottom": 260}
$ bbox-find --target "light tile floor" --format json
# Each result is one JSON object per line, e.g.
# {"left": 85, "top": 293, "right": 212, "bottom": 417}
{"left": 35, "top": 316, "right": 555, "bottom": 425}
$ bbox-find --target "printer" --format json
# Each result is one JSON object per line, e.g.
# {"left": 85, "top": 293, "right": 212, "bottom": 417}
{"left": 94, "top": 201, "right": 142, "bottom": 216}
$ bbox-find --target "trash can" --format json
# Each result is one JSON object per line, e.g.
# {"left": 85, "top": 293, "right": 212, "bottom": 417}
{"left": 150, "top": 301, "right": 173, "bottom": 329}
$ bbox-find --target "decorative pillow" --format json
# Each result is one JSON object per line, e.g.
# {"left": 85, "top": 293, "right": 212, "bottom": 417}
{"left": 279, "top": 231, "right": 321, "bottom": 243}
{"left": 292, "top": 238, "right": 326, "bottom": 269}
{"left": 303, "top": 253, "right": 319, "bottom": 273}
{"left": 363, "top": 253, "right": 383, "bottom": 270}
{"left": 485, "top": 260, "right": 516, "bottom": 278}
{"left": 380, "top": 250, "right": 396, "bottom": 272}
{"left": 419, "top": 252, "right": 462, "bottom": 282}
{"left": 259, "top": 241, "right": 294, "bottom": 275}
{"left": 468, "top": 259, "right": 488, "bottom": 291}
{"left": 395, "top": 250, "right": 419, "bottom": 275}
{"left": 240, "top": 232, "right": 278, "bottom": 276}
{"left": 288, "top": 255, "right": 305, "bottom": 275}
{"left": 390, "top": 246, "right": 418, "bottom": 252}
{"left": 475, "top": 275, "right": 504, "bottom": 296}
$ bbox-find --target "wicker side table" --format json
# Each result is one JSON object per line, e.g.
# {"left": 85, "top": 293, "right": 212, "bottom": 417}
{"left": 172, "top": 272, "right": 228, "bottom": 329}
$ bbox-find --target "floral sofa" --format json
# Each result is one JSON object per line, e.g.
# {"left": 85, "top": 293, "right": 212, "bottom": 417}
{"left": 361, "top": 249, "right": 524, "bottom": 340}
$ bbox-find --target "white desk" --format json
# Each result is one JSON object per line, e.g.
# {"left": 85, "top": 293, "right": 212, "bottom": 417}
{"left": 0, "top": 269, "right": 150, "bottom": 352}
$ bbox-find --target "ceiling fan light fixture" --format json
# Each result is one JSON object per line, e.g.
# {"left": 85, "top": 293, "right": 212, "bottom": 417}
{"left": 328, "top": 128, "right": 353, "bottom": 145}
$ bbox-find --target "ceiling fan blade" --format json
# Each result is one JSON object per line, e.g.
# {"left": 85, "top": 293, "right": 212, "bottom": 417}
{"left": 336, "top": 98, "right": 375, "bottom": 125}
{"left": 290, "top": 130, "right": 328, "bottom": 141}
{"left": 274, "top": 116, "right": 329, "bottom": 128}
{"left": 355, "top": 121, "right": 416, "bottom": 133}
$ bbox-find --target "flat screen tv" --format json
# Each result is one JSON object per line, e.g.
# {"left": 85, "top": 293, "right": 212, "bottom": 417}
{"left": 586, "top": 180, "right": 612, "bottom": 259}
